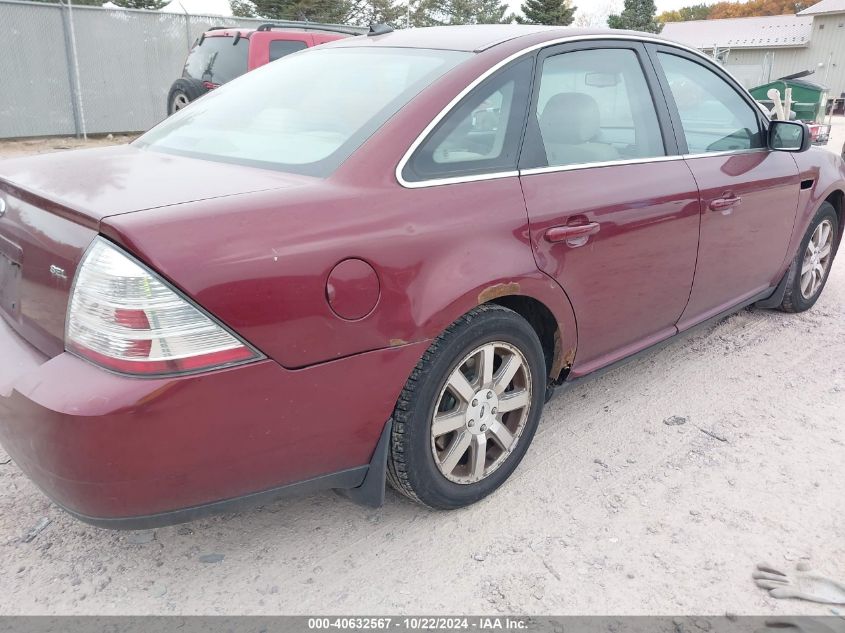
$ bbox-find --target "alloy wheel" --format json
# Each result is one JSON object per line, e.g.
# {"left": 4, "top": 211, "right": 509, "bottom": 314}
{"left": 430, "top": 342, "right": 532, "bottom": 484}
{"left": 172, "top": 93, "right": 190, "bottom": 111}
{"left": 800, "top": 219, "right": 834, "bottom": 299}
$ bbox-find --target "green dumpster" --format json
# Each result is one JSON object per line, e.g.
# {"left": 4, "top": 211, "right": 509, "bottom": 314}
{"left": 749, "top": 77, "right": 829, "bottom": 123}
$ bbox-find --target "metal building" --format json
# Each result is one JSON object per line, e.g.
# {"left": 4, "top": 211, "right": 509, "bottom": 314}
{"left": 661, "top": 0, "right": 845, "bottom": 98}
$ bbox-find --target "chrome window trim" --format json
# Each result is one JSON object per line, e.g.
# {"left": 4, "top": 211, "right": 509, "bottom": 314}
{"left": 682, "top": 147, "right": 769, "bottom": 160}
{"left": 403, "top": 170, "right": 519, "bottom": 187}
{"left": 519, "top": 154, "right": 683, "bottom": 177}
{"left": 395, "top": 33, "right": 760, "bottom": 190}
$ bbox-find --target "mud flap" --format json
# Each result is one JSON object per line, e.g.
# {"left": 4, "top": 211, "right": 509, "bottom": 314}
{"left": 334, "top": 418, "right": 392, "bottom": 508}
{"left": 755, "top": 261, "right": 793, "bottom": 309}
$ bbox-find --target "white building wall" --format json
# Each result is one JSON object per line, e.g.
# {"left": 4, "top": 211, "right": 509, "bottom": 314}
{"left": 711, "top": 14, "right": 845, "bottom": 96}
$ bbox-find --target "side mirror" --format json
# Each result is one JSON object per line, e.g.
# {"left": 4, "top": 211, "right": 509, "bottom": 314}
{"left": 769, "top": 120, "right": 811, "bottom": 152}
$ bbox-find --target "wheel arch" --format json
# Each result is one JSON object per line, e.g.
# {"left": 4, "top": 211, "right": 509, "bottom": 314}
{"left": 421, "top": 273, "right": 579, "bottom": 386}
{"left": 823, "top": 188, "right": 844, "bottom": 257}
{"left": 487, "top": 294, "right": 566, "bottom": 384}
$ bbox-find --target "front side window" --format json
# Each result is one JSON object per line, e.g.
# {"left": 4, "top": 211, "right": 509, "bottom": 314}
{"left": 528, "top": 47, "right": 665, "bottom": 169}
{"left": 657, "top": 52, "right": 764, "bottom": 154}
{"left": 138, "top": 47, "right": 470, "bottom": 177}
{"left": 183, "top": 35, "right": 248, "bottom": 85}
{"left": 403, "top": 57, "right": 533, "bottom": 182}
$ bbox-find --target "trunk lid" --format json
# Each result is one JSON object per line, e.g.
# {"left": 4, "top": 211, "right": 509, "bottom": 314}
{"left": 0, "top": 144, "right": 314, "bottom": 357}
{"left": 0, "top": 144, "right": 311, "bottom": 219}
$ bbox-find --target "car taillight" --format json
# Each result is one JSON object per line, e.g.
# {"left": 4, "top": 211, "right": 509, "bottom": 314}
{"left": 66, "top": 237, "right": 261, "bottom": 376}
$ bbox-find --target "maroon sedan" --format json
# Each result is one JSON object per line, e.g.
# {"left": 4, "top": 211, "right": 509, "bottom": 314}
{"left": 0, "top": 25, "right": 842, "bottom": 528}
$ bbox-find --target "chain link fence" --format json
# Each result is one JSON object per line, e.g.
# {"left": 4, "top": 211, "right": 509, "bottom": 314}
{"left": 0, "top": 0, "right": 270, "bottom": 139}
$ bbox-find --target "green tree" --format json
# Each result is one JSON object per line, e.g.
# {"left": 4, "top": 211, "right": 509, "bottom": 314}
{"left": 230, "top": 0, "right": 257, "bottom": 16}
{"left": 607, "top": 0, "right": 660, "bottom": 32}
{"left": 251, "top": 0, "right": 350, "bottom": 22}
{"left": 412, "top": 0, "right": 510, "bottom": 26}
{"left": 515, "top": 0, "right": 575, "bottom": 25}
{"left": 658, "top": 3, "right": 710, "bottom": 22}
{"left": 111, "top": 0, "right": 167, "bottom": 8}
{"left": 346, "top": 0, "right": 404, "bottom": 26}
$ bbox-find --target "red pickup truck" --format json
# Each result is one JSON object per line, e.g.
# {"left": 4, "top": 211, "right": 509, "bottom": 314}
{"left": 167, "top": 21, "right": 366, "bottom": 115}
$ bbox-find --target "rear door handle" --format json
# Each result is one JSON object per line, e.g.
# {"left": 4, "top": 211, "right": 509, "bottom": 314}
{"left": 544, "top": 222, "right": 600, "bottom": 247}
{"left": 709, "top": 196, "right": 742, "bottom": 212}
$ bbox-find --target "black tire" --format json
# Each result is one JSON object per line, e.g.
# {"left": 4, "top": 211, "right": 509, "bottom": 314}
{"left": 166, "top": 78, "right": 207, "bottom": 115}
{"left": 387, "top": 304, "right": 546, "bottom": 509}
{"left": 779, "top": 202, "right": 839, "bottom": 313}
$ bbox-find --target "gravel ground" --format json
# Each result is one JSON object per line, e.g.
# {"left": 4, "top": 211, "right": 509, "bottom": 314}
{"left": 1, "top": 122, "right": 844, "bottom": 615}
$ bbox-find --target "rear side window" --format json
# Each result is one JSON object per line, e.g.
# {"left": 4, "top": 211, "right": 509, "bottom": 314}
{"left": 269, "top": 40, "right": 308, "bottom": 62}
{"left": 183, "top": 35, "right": 248, "bottom": 85}
{"left": 526, "top": 47, "right": 665, "bottom": 169}
{"left": 402, "top": 57, "right": 533, "bottom": 182}
{"left": 657, "top": 52, "right": 764, "bottom": 154}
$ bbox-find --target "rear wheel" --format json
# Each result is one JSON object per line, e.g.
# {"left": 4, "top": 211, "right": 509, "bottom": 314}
{"left": 779, "top": 202, "right": 838, "bottom": 313}
{"left": 387, "top": 305, "right": 546, "bottom": 509}
{"left": 170, "top": 91, "right": 190, "bottom": 113}
{"left": 166, "top": 78, "right": 207, "bottom": 115}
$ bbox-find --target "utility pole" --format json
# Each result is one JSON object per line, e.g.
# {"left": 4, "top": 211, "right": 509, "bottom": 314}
{"left": 60, "top": 0, "right": 87, "bottom": 139}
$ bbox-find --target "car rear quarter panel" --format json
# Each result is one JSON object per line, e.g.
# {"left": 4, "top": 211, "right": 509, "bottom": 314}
{"left": 101, "top": 178, "right": 577, "bottom": 372}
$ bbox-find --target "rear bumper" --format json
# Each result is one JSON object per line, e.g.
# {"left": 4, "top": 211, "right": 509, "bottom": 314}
{"left": 0, "top": 316, "right": 426, "bottom": 527}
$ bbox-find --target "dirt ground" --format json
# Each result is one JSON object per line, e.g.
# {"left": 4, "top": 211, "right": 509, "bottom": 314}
{"left": 0, "top": 123, "right": 844, "bottom": 616}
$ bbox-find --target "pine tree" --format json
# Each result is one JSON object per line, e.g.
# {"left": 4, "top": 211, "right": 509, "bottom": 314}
{"left": 111, "top": 0, "right": 167, "bottom": 8}
{"left": 230, "top": 0, "right": 257, "bottom": 16}
{"left": 251, "top": 0, "right": 351, "bottom": 22}
{"left": 607, "top": 0, "right": 660, "bottom": 32}
{"left": 412, "top": 0, "right": 510, "bottom": 26}
{"left": 345, "top": 0, "right": 404, "bottom": 26}
{"left": 515, "top": 0, "right": 575, "bottom": 26}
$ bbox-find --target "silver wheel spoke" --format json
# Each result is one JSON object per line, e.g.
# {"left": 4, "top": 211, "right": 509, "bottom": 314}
{"left": 819, "top": 223, "right": 830, "bottom": 247}
{"left": 819, "top": 244, "right": 831, "bottom": 259}
{"left": 488, "top": 420, "right": 515, "bottom": 451}
{"left": 801, "top": 272, "right": 813, "bottom": 295}
{"left": 440, "top": 430, "right": 471, "bottom": 474}
{"left": 493, "top": 354, "right": 522, "bottom": 395}
{"left": 480, "top": 344, "right": 495, "bottom": 388}
{"left": 470, "top": 435, "right": 487, "bottom": 480}
{"left": 498, "top": 389, "right": 529, "bottom": 413}
{"left": 432, "top": 411, "right": 465, "bottom": 438}
{"left": 447, "top": 369, "right": 476, "bottom": 404}
{"left": 801, "top": 259, "right": 814, "bottom": 275}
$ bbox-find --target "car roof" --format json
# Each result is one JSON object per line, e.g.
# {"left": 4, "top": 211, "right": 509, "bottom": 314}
{"left": 327, "top": 25, "right": 672, "bottom": 53}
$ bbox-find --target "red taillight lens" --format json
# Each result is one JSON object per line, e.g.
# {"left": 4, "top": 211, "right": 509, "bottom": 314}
{"left": 66, "top": 238, "right": 262, "bottom": 376}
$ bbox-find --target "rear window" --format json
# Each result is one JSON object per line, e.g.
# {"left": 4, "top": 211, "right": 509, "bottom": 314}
{"left": 183, "top": 35, "right": 248, "bottom": 85}
{"left": 269, "top": 39, "right": 308, "bottom": 62}
{"left": 138, "top": 47, "right": 470, "bottom": 177}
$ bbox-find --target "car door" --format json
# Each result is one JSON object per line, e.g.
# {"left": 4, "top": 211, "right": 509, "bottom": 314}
{"left": 519, "top": 41, "right": 702, "bottom": 376}
{"left": 646, "top": 45, "right": 801, "bottom": 329}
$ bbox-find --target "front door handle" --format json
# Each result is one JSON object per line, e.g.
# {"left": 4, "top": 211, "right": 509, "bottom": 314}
{"left": 709, "top": 195, "right": 742, "bottom": 212}
{"left": 545, "top": 222, "right": 600, "bottom": 247}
